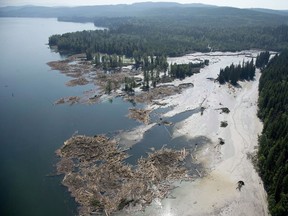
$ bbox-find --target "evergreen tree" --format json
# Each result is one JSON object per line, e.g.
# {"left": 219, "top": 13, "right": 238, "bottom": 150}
{"left": 257, "top": 51, "right": 288, "bottom": 216}
{"left": 94, "top": 52, "right": 101, "bottom": 67}
{"left": 218, "top": 59, "right": 255, "bottom": 85}
{"left": 256, "top": 51, "right": 270, "bottom": 69}
{"left": 86, "top": 49, "right": 93, "bottom": 61}
{"left": 105, "top": 80, "right": 112, "bottom": 94}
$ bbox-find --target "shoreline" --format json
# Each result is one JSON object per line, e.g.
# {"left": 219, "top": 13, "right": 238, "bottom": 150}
{"left": 53, "top": 50, "right": 268, "bottom": 215}
{"left": 133, "top": 52, "right": 268, "bottom": 216}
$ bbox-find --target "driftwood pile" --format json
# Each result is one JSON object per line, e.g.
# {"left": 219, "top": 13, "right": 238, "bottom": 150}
{"left": 48, "top": 54, "right": 92, "bottom": 79}
{"left": 48, "top": 54, "right": 196, "bottom": 106}
{"left": 127, "top": 85, "right": 181, "bottom": 104}
{"left": 66, "top": 77, "right": 89, "bottom": 87}
{"left": 128, "top": 108, "right": 151, "bottom": 124}
{"left": 54, "top": 96, "right": 81, "bottom": 105}
{"left": 56, "top": 135, "right": 191, "bottom": 215}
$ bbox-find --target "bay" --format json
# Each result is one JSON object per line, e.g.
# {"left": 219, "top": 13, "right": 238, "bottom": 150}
{"left": 0, "top": 18, "right": 139, "bottom": 216}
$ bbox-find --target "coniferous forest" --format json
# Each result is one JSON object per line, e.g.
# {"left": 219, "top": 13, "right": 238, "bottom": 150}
{"left": 217, "top": 60, "right": 255, "bottom": 85}
{"left": 257, "top": 51, "right": 288, "bottom": 216}
{"left": 6, "top": 4, "right": 287, "bottom": 215}
{"left": 47, "top": 10, "right": 288, "bottom": 215}
{"left": 48, "top": 21, "right": 288, "bottom": 58}
{"left": 256, "top": 51, "right": 271, "bottom": 69}
{"left": 48, "top": 6, "right": 288, "bottom": 58}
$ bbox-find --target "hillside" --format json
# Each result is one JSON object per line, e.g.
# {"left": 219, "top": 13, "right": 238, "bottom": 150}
{"left": 257, "top": 51, "right": 288, "bottom": 216}
{"left": 0, "top": 2, "right": 288, "bottom": 24}
{"left": 0, "top": 3, "right": 215, "bottom": 18}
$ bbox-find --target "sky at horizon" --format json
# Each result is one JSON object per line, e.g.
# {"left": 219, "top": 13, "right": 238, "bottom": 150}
{"left": 0, "top": 0, "right": 288, "bottom": 10}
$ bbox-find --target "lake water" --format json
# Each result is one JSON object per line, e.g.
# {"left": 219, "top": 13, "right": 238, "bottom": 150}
{"left": 0, "top": 18, "right": 140, "bottom": 216}
{"left": 0, "top": 18, "right": 206, "bottom": 216}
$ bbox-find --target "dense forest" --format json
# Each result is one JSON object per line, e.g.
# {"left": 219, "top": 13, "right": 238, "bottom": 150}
{"left": 48, "top": 20, "right": 288, "bottom": 57}
{"left": 2, "top": 3, "right": 288, "bottom": 19}
{"left": 170, "top": 61, "right": 208, "bottom": 80}
{"left": 47, "top": 5, "right": 288, "bottom": 57}
{"left": 217, "top": 60, "right": 255, "bottom": 85}
{"left": 257, "top": 51, "right": 288, "bottom": 216}
{"left": 256, "top": 51, "right": 271, "bottom": 69}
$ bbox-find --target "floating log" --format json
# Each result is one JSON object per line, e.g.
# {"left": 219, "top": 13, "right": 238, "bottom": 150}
{"left": 56, "top": 135, "right": 195, "bottom": 215}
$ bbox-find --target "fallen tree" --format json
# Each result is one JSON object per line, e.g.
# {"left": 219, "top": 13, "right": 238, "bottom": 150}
{"left": 56, "top": 135, "right": 194, "bottom": 215}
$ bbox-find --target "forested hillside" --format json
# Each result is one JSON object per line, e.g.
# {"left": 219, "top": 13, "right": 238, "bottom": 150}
{"left": 49, "top": 13, "right": 288, "bottom": 57}
{"left": 258, "top": 51, "right": 288, "bottom": 216}
{"left": 4, "top": 3, "right": 286, "bottom": 56}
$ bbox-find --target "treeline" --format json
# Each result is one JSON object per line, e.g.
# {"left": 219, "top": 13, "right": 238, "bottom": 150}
{"left": 170, "top": 60, "right": 208, "bottom": 80}
{"left": 49, "top": 14, "right": 288, "bottom": 58}
{"left": 49, "top": 30, "right": 146, "bottom": 57}
{"left": 256, "top": 51, "right": 271, "bottom": 69}
{"left": 257, "top": 51, "right": 288, "bottom": 216}
{"left": 217, "top": 60, "right": 255, "bottom": 85}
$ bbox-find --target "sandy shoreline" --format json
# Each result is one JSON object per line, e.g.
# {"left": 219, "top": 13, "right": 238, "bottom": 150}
{"left": 52, "top": 51, "right": 269, "bottom": 215}
{"left": 117, "top": 51, "right": 268, "bottom": 216}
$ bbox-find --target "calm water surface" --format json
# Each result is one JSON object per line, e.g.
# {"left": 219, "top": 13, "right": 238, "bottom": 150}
{"left": 0, "top": 18, "right": 139, "bottom": 216}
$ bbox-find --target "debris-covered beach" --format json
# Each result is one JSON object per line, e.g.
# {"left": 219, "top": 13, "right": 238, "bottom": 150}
{"left": 52, "top": 51, "right": 269, "bottom": 216}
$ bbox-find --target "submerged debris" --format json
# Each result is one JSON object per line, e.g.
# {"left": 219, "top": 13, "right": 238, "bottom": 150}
{"left": 56, "top": 135, "right": 193, "bottom": 215}
{"left": 55, "top": 96, "right": 81, "bottom": 105}
{"left": 48, "top": 54, "right": 92, "bottom": 79}
{"left": 66, "top": 77, "right": 89, "bottom": 87}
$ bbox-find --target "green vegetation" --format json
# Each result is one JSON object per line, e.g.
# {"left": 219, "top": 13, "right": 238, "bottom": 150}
{"left": 170, "top": 61, "right": 207, "bottom": 80}
{"left": 257, "top": 51, "right": 288, "bottom": 216}
{"left": 123, "top": 77, "right": 137, "bottom": 93}
{"left": 48, "top": 21, "right": 288, "bottom": 58}
{"left": 140, "top": 55, "right": 168, "bottom": 90}
{"left": 48, "top": 5, "right": 288, "bottom": 58}
{"left": 105, "top": 80, "right": 112, "bottom": 94}
{"left": 46, "top": 5, "right": 288, "bottom": 215}
{"left": 217, "top": 60, "right": 255, "bottom": 85}
{"left": 2, "top": 3, "right": 288, "bottom": 20}
{"left": 3, "top": 3, "right": 288, "bottom": 215}
{"left": 256, "top": 51, "right": 271, "bottom": 69}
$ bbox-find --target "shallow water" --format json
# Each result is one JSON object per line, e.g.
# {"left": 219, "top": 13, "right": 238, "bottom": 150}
{"left": 125, "top": 108, "right": 210, "bottom": 166}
